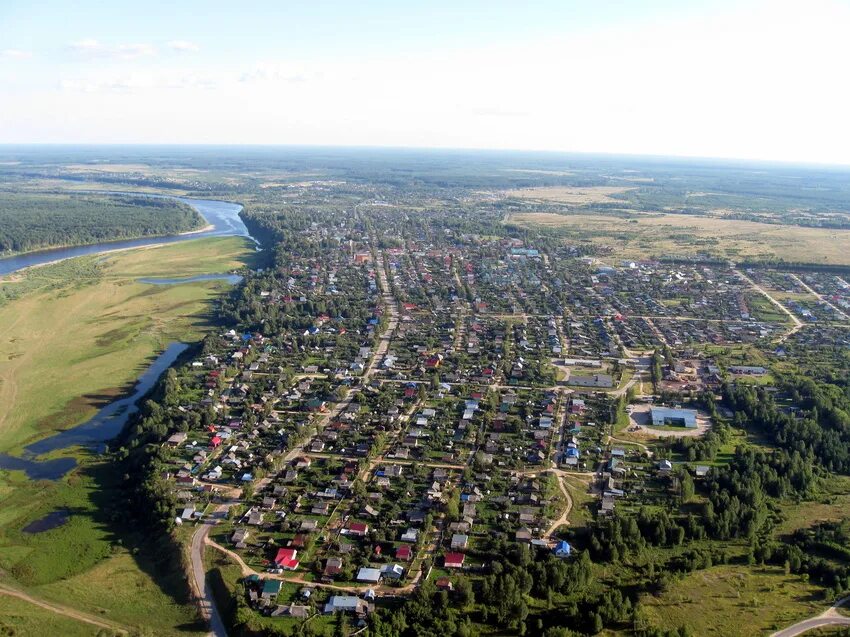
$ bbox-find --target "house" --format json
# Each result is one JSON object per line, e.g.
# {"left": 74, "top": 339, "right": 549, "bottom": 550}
{"left": 306, "top": 398, "right": 327, "bottom": 412}
{"left": 324, "top": 595, "right": 371, "bottom": 615}
{"left": 554, "top": 541, "right": 571, "bottom": 557}
{"left": 324, "top": 557, "right": 343, "bottom": 578}
{"left": 728, "top": 365, "right": 767, "bottom": 376}
{"left": 274, "top": 548, "right": 300, "bottom": 570}
{"left": 300, "top": 519, "right": 319, "bottom": 532}
{"left": 261, "top": 579, "right": 283, "bottom": 599}
{"left": 650, "top": 406, "right": 698, "bottom": 428}
{"left": 450, "top": 534, "right": 469, "bottom": 550}
{"left": 356, "top": 567, "right": 381, "bottom": 583}
{"left": 515, "top": 527, "right": 533, "bottom": 542}
{"left": 380, "top": 563, "right": 404, "bottom": 580}
{"left": 444, "top": 552, "right": 465, "bottom": 569}
{"left": 167, "top": 432, "right": 188, "bottom": 446}
{"left": 347, "top": 522, "right": 369, "bottom": 537}
{"left": 658, "top": 459, "right": 673, "bottom": 474}
{"left": 231, "top": 528, "right": 249, "bottom": 547}
{"left": 400, "top": 528, "right": 419, "bottom": 543}
{"left": 435, "top": 577, "right": 454, "bottom": 591}
{"left": 396, "top": 545, "right": 412, "bottom": 561}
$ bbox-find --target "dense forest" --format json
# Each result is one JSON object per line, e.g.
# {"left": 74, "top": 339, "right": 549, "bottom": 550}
{"left": 0, "top": 192, "right": 203, "bottom": 253}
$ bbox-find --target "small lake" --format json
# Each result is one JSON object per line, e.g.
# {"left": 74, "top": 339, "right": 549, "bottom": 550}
{"left": 23, "top": 509, "right": 70, "bottom": 534}
{"left": 0, "top": 342, "right": 189, "bottom": 480}
{"left": 0, "top": 195, "right": 254, "bottom": 276}
{"left": 138, "top": 273, "right": 243, "bottom": 285}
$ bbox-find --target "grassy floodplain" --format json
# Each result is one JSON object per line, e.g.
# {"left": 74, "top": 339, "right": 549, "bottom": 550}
{"left": 0, "top": 235, "right": 255, "bottom": 635}
{"left": 0, "top": 235, "right": 253, "bottom": 452}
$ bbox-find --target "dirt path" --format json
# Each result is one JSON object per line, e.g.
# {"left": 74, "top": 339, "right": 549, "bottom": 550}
{"left": 0, "top": 583, "right": 129, "bottom": 634}
{"left": 735, "top": 268, "right": 803, "bottom": 341}
{"left": 189, "top": 521, "right": 228, "bottom": 637}
{"left": 608, "top": 434, "right": 653, "bottom": 457}
{"left": 542, "top": 473, "right": 574, "bottom": 538}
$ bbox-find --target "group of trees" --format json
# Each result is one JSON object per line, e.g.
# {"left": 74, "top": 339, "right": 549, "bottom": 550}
{"left": 0, "top": 192, "right": 202, "bottom": 253}
{"left": 723, "top": 377, "right": 850, "bottom": 474}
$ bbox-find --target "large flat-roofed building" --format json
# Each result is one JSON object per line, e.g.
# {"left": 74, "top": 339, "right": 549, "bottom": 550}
{"left": 650, "top": 406, "right": 698, "bottom": 428}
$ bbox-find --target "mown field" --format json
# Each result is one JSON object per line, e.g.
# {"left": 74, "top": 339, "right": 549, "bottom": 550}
{"left": 0, "top": 236, "right": 254, "bottom": 635}
{"left": 506, "top": 211, "right": 850, "bottom": 265}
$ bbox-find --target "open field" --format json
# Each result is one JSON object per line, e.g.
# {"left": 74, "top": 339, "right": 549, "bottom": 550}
{"left": 0, "top": 236, "right": 255, "bottom": 453}
{"left": 0, "top": 593, "right": 99, "bottom": 637}
{"left": 774, "top": 475, "right": 850, "bottom": 536}
{"left": 506, "top": 185, "right": 634, "bottom": 205}
{"left": 641, "top": 565, "right": 826, "bottom": 636}
{"left": 36, "top": 550, "right": 205, "bottom": 636}
{"left": 507, "top": 212, "right": 850, "bottom": 265}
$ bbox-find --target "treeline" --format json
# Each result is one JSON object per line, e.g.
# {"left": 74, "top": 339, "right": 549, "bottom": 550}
{"left": 0, "top": 192, "right": 202, "bottom": 253}
{"left": 723, "top": 377, "right": 850, "bottom": 474}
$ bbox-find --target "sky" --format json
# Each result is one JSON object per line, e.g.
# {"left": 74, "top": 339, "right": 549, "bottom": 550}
{"left": 1, "top": 0, "right": 850, "bottom": 164}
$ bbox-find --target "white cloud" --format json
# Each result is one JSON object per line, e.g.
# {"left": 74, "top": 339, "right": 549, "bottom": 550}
{"left": 60, "top": 70, "right": 218, "bottom": 93}
{"left": 68, "top": 39, "right": 157, "bottom": 59}
{"left": 1, "top": 49, "right": 32, "bottom": 59}
{"left": 238, "top": 62, "right": 312, "bottom": 84}
{"left": 167, "top": 40, "right": 200, "bottom": 53}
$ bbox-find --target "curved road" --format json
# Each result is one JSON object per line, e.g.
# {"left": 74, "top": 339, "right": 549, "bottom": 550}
{"left": 771, "top": 596, "right": 850, "bottom": 637}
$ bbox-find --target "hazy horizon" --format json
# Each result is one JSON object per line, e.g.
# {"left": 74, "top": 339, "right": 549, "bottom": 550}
{"left": 3, "top": 0, "right": 850, "bottom": 164}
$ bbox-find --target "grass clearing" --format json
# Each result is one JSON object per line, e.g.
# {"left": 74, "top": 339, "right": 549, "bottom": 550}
{"left": 36, "top": 550, "right": 206, "bottom": 636}
{"left": 641, "top": 564, "right": 826, "bottom": 636}
{"left": 506, "top": 186, "right": 634, "bottom": 205}
{"left": 0, "top": 593, "right": 97, "bottom": 637}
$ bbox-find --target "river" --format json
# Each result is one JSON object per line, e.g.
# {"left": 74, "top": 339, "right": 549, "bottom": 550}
{"left": 0, "top": 195, "right": 253, "bottom": 276}
{"left": 0, "top": 193, "right": 257, "bottom": 479}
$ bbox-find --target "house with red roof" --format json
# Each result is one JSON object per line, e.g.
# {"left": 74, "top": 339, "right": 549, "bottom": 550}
{"left": 274, "top": 548, "right": 300, "bottom": 570}
{"left": 444, "top": 552, "right": 465, "bottom": 568}
{"left": 347, "top": 522, "right": 369, "bottom": 537}
{"left": 396, "top": 545, "right": 412, "bottom": 561}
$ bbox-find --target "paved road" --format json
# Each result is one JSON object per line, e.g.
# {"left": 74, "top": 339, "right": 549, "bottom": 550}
{"left": 771, "top": 595, "right": 850, "bottom": 637}
{"left": 190, "top": 519, "right": 229, "bottom": 637}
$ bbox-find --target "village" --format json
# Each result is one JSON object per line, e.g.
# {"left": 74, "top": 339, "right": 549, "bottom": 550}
{"left": 136, "top": 193, "right": 850, "bottom": 633}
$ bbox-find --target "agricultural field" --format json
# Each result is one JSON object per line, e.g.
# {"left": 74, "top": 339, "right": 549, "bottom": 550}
{"left": 507, "top": 211, "right": 850, "bottom": 265}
